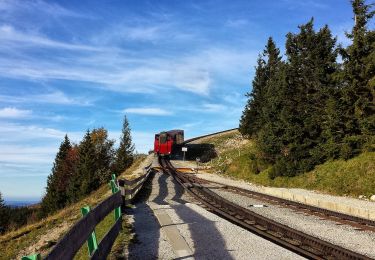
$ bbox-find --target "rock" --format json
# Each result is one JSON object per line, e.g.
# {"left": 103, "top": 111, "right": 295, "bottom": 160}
{"left": 370, "top": 195, "right": 375, "bottom": 202}
{"left": 359, "top": 195, "right": 365, "bottom": 199}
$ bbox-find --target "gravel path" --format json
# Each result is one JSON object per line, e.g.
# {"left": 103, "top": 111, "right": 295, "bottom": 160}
{"left": 128, "top": 171, "right": 305, "bottom": 259}
{"left": 212, "top": 188, "right": 375, "bottom": 258}
{"left": 126, "top": 203, "right": 176, "bottom": 259}
{"left": 194, "top": 173, "right": 375, "bottom": 215}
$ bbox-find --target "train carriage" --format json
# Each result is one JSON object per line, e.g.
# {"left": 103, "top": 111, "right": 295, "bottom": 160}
{"left": 154, "top": 130, "right": 184, "bottom": 156}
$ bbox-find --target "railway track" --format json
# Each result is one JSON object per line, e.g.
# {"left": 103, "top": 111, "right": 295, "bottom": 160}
{"left": 159, "top": 157, "right": 371, "bottom": 260}
{"left": 179, "top": 174, "right": 375, "bottom": 233}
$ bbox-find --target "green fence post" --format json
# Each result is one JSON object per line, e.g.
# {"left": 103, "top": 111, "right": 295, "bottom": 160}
{"left": 110, "top": 180, "right": 122, "bottom": 220}
{"left": 21, "top": 254, "right": 41, "bottom": 260}
{"left": 81, "top": 206, "right": 98, "bottom": 256}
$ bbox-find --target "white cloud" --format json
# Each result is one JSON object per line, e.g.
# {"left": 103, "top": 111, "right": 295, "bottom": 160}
{"left": 225, "top": 19, "right": 249, "bottom": 28}
{"left": 132, "top": 131, "right": 154, "bottom": 153}
{"left": 0, "top": 25, "right": 102, "bottom": 51}
{"left": 0, "top": 145, "right": 56, "bottom": 164}
{"left": 123, "top": 107, "right": 172, "bottom": 116}
{"left": 0, "top": 0, "right": 90, "bottom": 18}
{"left": 0, "top": 10, "right": 256, "bottom": 96}
{"left": 0, "top": 107, "right": 32, "bottom": 118}
{"left": 126, "top": 26, "right": 163, "bottom": 41}
{"left": 0, "top": 122, "right": 81, "bottom": 143}
{"left": 202, "top": 103, "right": 226, "bottom": 112}
{"left": 0, "top": 90, "right": 93, "bottom": 106}
{"left": 282, "top": 0, "right": 328, "bottom": 9}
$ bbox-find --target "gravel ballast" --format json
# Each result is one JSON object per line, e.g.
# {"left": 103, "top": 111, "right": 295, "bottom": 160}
{"left": 128, "top": 170, "right": 305, "bottom": 259}
{"left": 211, "top": 188, "right": 375, "bottom": 258}
{"left": 194, "top": 173, "right": 375, "bottom": 214}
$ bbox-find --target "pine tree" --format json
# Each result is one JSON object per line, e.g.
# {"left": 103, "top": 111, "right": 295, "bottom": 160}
{"left": 341, "top": 0, "right": 375, "bottom": 151}
{"left": 115, "top": 116, "right": 135, "bottom": 175}
{"left": 239, "top": 37, "right": 282, "bottom": 137}
{"left": 69, "top": 130, "right": 98, "bottom": 200}
{"left": 271, "top": 20, "right": 338, "bottom": 177}
{"left": 91, "top": 128, "right": 115, "bottom": 184}
{"left": 40, "top": 135, "right": 72, "bottom": 216}
{"left": 239, "top": 55, "right": 266, "bottom": 136}
{"left": 0, "top": 192, "right": 9, "bottom": 233}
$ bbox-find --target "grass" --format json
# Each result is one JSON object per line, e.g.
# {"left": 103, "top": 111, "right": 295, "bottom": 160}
{"left": 0, "top": 156, "right": 147, "bottom": 260}
{"left": 203, "top": 130, "right": 375, "bottom": 197}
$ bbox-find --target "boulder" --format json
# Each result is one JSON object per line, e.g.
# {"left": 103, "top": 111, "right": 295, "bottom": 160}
{"left": 370, "top": 195, "right": 375, "bottom": 202}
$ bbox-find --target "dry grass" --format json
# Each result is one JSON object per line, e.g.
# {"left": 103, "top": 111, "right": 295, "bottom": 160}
{"left": 202, "top": 130, "right": 375, "bottom": 198}
{"left": 0, "top": 156, "right": 147, "bottom": 260}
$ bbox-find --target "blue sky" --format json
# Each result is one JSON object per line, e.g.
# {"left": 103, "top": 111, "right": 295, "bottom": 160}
{"left": 0, "top": 0, "right": 355, "bottom": 201}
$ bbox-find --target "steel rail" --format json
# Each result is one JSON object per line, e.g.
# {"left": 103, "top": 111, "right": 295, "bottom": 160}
{"left": 220, "top": 185, "right": 375, "bottom": 232}
{"left": 180, "top": 173, "right": 375, "bottom": 233}
{"left": 182, "top": 128, "right": 238, "bottom": 144}
{"left": 159, "top": 157, "right": 371, "bottom": 260}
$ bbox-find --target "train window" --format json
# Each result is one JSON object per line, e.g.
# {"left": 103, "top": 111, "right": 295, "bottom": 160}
{"left": 176, "top": 133, "right": 184, "bottom": 144}
{"left": 159, "top": 133, "right": 167, "bottom": 144}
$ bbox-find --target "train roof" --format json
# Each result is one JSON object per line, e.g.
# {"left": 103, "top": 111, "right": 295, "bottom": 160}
{"left": 157, "top": 129, "right": 184, "bottom": 138}
{"left": 166, "top": 129, "right": 184, "bottom": 134}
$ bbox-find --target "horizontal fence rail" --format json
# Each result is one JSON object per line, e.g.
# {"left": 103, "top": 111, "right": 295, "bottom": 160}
{"left": 23, "top": 164, "right": 154, "bottom": 260}
{"left": 118, "top": 164, "right": 153, "bottom": 206}
{"left": 23, "top": 175, "right": 122, "bottom": 260}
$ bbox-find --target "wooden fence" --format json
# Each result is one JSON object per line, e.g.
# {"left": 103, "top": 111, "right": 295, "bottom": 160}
{"left": 118, "top": 164, "right": 153, "bottom": 206}
{"left": 22, "top": 175, "right": 122, "bottom": 260}
{"left": 22, "top": 165, "right": 153, "bottom": 260}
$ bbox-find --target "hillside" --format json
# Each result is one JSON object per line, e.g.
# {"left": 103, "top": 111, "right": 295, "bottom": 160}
{"left": 0, "top": 156, "right": 148, "bottom": 260}
{"left": 198, "top": 130, "right": 375, "bottom": 198}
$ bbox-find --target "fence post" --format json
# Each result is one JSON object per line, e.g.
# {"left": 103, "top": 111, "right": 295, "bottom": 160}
{"left": 81, "top": 206, "right": 98, "bottom": 256}
{"left": 118, "top": 178, "right": 126, "bottom": 210}
{"left": 21, "top": 254, "right": 41, "bottom": 260}
{"left": 110, "top": 179, "right": 122, "bottom": 220}
{"left": 111, "top": 174, "right": 117, "bottom": 184}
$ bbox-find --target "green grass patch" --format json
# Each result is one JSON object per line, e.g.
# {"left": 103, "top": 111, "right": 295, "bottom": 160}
{"left": 204, "top": 131, "right": 375, "bottom": 197}
{"left": 0, "top": 157, "right": 146, "bottom": 259}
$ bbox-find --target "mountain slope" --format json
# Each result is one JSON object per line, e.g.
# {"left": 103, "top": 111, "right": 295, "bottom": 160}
{"left": 199, "top": 130, "right": 375, "bottom": 197}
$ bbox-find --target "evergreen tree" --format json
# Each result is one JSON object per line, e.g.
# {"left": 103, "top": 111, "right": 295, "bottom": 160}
{"left": 69, "top": 130, "right": 98, "bottom": 201}
{"left": 273, "top": 19, "right": 339, "bottom": 176}
{"left": 40, "top": 135, "right": 72, "bottom": 216}
{"left": 239, "top": 37, "right": 282, "bottom": 137}
{"left": 256, "top": 38, "right": 285, "bottom": 162}
{"left": 239, "top": 55, "right": 266, "bottom": 136}
{"left": 341, "top": 0, "right": 375, "bottom": 149}
{"left": 91, "top": 128, "right": 115, "bottom": 184}
{"left": 0, "top": 192, "right": 9, "bottom": 234}
{"left": 114, "top": 116, "right": 135, "bottom": 175}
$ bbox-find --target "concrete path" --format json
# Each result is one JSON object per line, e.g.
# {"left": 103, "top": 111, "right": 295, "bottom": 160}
{"left": 126, "top": 170, "right": 304, "bottom": 259}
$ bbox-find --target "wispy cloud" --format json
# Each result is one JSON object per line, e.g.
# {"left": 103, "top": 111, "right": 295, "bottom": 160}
{"left": 123, "top": 107, "right": 172, "bottom": 116}
{"left": 1, "top": 45, "right": 256, "bottom": 95}
{"left": 225, "top": 19, "right": 249, "bottom": 28}
{"left": 281, "top": 0, "right": 328, "bottom": 10}
{"left": 0, "top": 0, "right": 91, "bottom": 19}
{"left": 0, "top": 25, "right": 102, "bottom": 51}
{"left": 0, "top": 144, "right": 56, "bottom": 164}
{"left": 0, "top": 107, "right": 32, "bottom": 118}
{"left": 0, "top": 123, "right": 79, "bottom": 143}
{"left": 202, "top": 103, "right": 226, "bottom": 112}
{"left": 0, "top": 90, "right": 93, "bottom": 106}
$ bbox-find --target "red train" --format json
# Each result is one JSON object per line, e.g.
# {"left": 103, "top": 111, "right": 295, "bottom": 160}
{"left": 154, "top": 130, "right": 184, "bottom": 156}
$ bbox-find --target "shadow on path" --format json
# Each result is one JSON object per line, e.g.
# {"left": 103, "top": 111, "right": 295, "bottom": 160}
{"left": 126, "top": 172, "right": 162, "bottom": 259}
{"left": 170, "top": 176, "right": 187, "bottom": 204}
{"left": 152, "top": 172, "right": 169, "bottom": 205}
{"left": 172, "top": 203, "right": 234, "bottom": 259}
